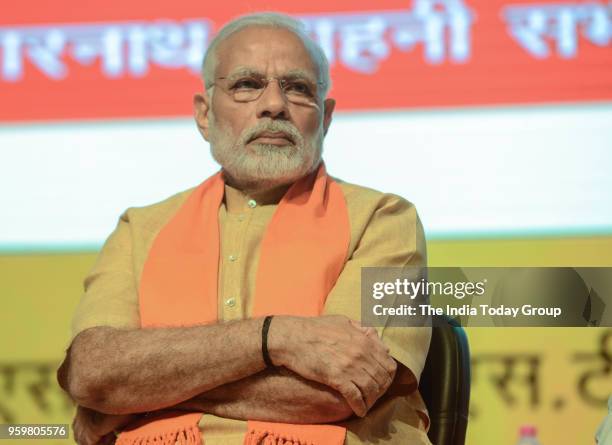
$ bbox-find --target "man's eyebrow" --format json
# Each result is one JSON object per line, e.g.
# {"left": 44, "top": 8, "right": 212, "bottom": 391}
{"left": 224, "top": 67, "right": 261, "bottom": 79}
{"left": 223, "top": 67, "right": 320, "bottom": 84}
{"left": 282, "top": 69, "right": 319, "bottom": 85}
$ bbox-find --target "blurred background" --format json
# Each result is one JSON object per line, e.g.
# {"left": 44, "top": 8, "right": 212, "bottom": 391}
{"left": 1, "top": 0, "right": 611, "bottom": 443}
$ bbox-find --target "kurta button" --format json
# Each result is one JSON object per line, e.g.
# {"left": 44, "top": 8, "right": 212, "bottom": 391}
{"left": 225, "top": 297, "right": 236, "bottom": 307}
{"left": 247, "top": 199, "right": 257, "bottom": 208}
{"left": 229, "top": 254, "right": 237, "bottom": 262}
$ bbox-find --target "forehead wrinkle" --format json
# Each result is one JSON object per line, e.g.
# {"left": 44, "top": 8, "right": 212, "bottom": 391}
{"left": 215, "top": 27, "right": 318, "bottom": 78}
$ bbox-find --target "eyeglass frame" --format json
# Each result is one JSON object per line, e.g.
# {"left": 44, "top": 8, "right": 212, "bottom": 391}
{"left": 205, "top": 71, "right": 327, "bottom": 104}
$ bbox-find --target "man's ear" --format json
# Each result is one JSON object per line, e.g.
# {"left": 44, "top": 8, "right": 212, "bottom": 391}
{"left": 322, "top": 98, "right": 336, "bottom": 136}
{"left": 193, "top": 92, "right": 211, "bottom": 141}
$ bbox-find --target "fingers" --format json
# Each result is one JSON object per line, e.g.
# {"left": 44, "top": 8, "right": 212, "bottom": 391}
{"left": 351, "top": 356, "right": 398, "bottom": 412}
{"left": 73, "top": 406, "right": 105, "bottom": 445}
{"left": 289, "top": 316, "right": 399, "bottom": 418}
{"left": 352, "top": 368, "right": 382, "bottom": 412}
{"left": 364, "top": 359, "right": 394, "bottom": 397}
{"left": 355, "top": 327, "right": 395, "bottom": 379}
{"left": 348, "top": 319, "right": 378, "bottom": 339}
{"left": 348, "top": 319, "right": 390, "bottom": 355}
{"left": 322, "top": 348, "right": 380, "bottom": 417}
{"left": 340, "top": 340, "right": 394, "bottom": 415}
{"left": 345, "top": 322, "right": 397, "bottom": 413}
{"left": 347, "top": 316, "right": 393, "bottom": 355}
{"left": 370, "top": 341, "right": 396, "bottom": 375}
{"left": 348, "top": 319, "right": 365, "bottom": 331}
{"left": 337, "top": 381, "right": 368, "bottom": 417}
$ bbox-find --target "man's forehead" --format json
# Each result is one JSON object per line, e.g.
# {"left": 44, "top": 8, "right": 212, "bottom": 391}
{"left": 214, "top": 26, "right": 318, "bottom": 77}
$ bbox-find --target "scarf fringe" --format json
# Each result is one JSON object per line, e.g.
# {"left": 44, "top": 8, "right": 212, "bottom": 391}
{"left": 116, "top": 423, "right": 202, "bottom": 445}
{"left": 243, "top": 429, "right": 314, "bottom": 445}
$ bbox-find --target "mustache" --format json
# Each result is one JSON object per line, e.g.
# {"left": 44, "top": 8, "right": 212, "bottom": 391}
{"left": 240, "top": 120, "right": 303, "bottom": 146}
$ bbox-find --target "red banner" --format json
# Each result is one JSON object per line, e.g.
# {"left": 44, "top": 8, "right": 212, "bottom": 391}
{"left": 1, "top": 0, "right": 611, "bottom": 121}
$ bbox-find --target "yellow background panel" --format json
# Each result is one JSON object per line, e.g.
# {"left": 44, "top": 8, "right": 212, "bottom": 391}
{"left": 0, "top": 236, "right": 610, "bottom": 444}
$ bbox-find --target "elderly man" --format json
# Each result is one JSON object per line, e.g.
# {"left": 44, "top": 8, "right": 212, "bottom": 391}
{"left": 57, "top": 12, "right": 431, "bottom": 445}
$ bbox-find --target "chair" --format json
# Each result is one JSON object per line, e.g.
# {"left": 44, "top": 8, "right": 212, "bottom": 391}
{"left": 418, "top": 315, "right": 471, "bottom": 445}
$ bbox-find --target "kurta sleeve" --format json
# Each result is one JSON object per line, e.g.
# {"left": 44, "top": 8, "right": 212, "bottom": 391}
{"left": 323, "top": 193, "right": 430, "bottom": 382}
{"left": 71, "top": 209, "right": 141, "bottom": 341}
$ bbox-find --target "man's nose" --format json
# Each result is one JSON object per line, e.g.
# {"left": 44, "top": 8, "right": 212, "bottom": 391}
{"left": 255, "top": 79, "right": 289, "bottom": 120}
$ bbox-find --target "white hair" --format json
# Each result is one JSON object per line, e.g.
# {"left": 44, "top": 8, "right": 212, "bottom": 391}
{"left": 201, "top": 12, "right": 331, "bottom": 98}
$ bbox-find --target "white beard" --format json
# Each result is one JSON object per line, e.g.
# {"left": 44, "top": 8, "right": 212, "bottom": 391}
{"left": 208, "top": 113, "right": 324, "bottom": 189}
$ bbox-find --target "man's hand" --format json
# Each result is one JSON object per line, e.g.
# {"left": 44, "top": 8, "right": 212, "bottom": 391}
{"left": 72, "top": 406, "right": 135, "bottom": 445}
{"left": 59, "top": 315, "right": 396, "bottom": 419}
{"left": 268, "top": 315, "right": 397, "bottom": 418}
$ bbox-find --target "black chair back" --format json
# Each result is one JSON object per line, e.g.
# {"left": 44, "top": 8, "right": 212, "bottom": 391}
{"left": 418, "top": 315, "right": 471, "bottom": 445}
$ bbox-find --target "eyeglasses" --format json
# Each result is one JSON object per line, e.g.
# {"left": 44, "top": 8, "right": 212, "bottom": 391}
{"left": 208, "top": 74, "right": 324, "bottom": 105}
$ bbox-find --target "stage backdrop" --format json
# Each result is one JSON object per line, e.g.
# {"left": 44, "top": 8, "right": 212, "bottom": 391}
{"left": 1, "top": 0, "right": 611, "bottom": 444}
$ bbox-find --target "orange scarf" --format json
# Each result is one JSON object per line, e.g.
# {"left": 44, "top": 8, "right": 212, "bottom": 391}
{"left": 116, "top": 163, "right": 350, "bottom": 445}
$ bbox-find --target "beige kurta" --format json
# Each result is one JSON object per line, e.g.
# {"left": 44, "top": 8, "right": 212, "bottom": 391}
{"left": 71, "top": 177, "right": 432, "bottom": 445}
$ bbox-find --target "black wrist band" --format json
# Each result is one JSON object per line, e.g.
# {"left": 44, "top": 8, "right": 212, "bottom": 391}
{"left": 261, "top": 315, "right": 274, "bottom": 368}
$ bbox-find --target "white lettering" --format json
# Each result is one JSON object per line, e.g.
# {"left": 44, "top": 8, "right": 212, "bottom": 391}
{"left": 504, "top": 2, "right": 612, "bottom": 59}
{"left": 0, "top": 20, "right": 210, "bottom": 81}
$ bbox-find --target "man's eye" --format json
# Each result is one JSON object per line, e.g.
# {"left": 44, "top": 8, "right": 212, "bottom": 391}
{"left": 231, "top": 78, "right": 262, "bottom": 90}
{"left": 285, "top": 81, "right": 313, "bottom": 96}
